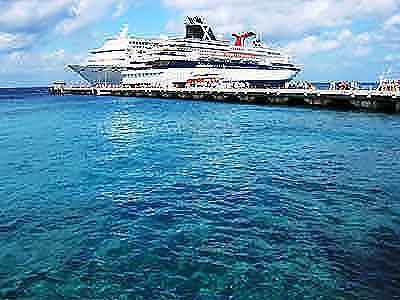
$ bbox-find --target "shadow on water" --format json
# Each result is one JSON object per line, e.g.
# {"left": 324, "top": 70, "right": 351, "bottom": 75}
{"left": 321, "top": 226, "right": 400, "bottom": 299}
{"left": 2, "top": 207, "right": 400, "bottom": 299}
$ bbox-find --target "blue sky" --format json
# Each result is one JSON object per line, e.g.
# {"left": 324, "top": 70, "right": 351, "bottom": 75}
{"left": 1, "top": 0, "right": 400, "bottom": 87}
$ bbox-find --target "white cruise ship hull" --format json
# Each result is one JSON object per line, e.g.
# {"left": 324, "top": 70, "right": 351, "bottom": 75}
{"left": 69, "top": 65, "right": 125, "bottom": 85}
{"left": 122, "top": 66, "right": 299, "bottom": 87}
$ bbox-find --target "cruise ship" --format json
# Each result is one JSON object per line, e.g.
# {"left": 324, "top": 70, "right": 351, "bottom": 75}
{"left": 68, "top": 25, "right": 158, "bottom": 85}
{"left": 122, "top": 17, "right": 301, "bottom": 88}
{"left": 69, "top": 17, "right": 301, "bottom": 87}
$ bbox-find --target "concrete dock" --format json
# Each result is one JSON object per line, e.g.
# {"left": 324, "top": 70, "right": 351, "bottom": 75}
{"left": 49, "top": 85, "right": 400, "bottom": 113}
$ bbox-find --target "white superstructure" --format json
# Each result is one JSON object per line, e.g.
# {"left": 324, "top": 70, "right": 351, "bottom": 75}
{"left": 68, "top": 25, "right": 158, "bottom": 85}
{"left": 122, "top": 17, "right": 301, "bottom": 88}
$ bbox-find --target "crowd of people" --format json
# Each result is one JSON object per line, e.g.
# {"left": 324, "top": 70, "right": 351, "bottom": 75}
{"left": 328, "top": 81, "right": 360, "bottom": 90}
{"left": 91, "top": 83, "right": 121, "bottom": 88}
{"left": 376, "top": 79, "right": 400, "bottom": 92}
{"left": 285, "top": 81, "right": 316, "bottom": 90}
{"left": 76, "top": 78, "right": 400, "bottom": 93}
{"left": 186, "top": 77, "right": 222, "bottom": 89}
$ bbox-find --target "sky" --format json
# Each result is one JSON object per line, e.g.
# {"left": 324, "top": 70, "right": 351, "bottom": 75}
{"left": 1, "top": 0, "right": 400, "bottom": 87}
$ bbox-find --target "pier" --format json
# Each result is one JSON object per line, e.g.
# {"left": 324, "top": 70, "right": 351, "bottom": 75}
{"left": 49, "top": 85, "right": 400, "bottom": 113}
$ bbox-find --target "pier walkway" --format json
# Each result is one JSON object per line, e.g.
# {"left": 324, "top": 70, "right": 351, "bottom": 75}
{"left": 49, "top": 85, "right": 400, "bottom": 113}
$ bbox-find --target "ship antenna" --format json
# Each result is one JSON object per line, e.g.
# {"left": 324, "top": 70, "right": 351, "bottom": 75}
{"left": 119, "top": 24, "right": 129, "bottom": 38}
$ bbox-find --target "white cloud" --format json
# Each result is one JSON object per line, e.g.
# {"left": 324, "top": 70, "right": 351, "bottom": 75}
{"left": 0, "top": 48, "right": 85, "bottom": 86}
{"left": 0, "top": 32, "right": 36, "bottom": 52}
{"left": 384, "top": 14, "right": 400, "bottom": 30}
{"left": 0, "top": 0, "right": 130, "bottom": 34}
{"left": 0, "top": 0, "right": 73, "bottom": 51}
{"left": 384, "top": 54, "right": 400, "bottom": 62}
{"left": 285, "top": 29, "right": 374, "bottom": 58}
{"left": 0, "top": 0, "right": 137, "bottom": 85}
{"left": 0, "top": 48, "right": 81, "bottom": 72}
{"left": 56, "top": 0, "right": 126, "bottom": 34}
{"left": 163, "top": 0, "right": 399, "bottom": 37}
{"left": 113, "top": 0, "right": 129, "bottom": 18}
{"left": 0, "top": 0, "right": 132, "bottom": 52}
{"left": 163, "top": 0, "right": 400, "bottom": 68}
{"left": 0, "top": 0, "right": 72, "bottom": 33}
{"left": 0, "top": 47, "right": 86, "bottom": 85}
{"left": 286, "top": 35, "right": 339, "bottom": 57}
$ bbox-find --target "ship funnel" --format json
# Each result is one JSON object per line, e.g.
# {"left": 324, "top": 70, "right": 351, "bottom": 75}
{"left": 232, "top": 32, "right": 256, "bottom": 47}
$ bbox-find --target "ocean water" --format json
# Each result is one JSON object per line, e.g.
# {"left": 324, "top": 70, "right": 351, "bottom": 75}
{"left": 0, "top": 88, "right": 400, "bottom": 300}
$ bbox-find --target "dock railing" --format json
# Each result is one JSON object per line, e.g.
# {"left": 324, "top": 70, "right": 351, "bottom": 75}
{"left": 49, "top": 83, "right": 400, "bottom": 113}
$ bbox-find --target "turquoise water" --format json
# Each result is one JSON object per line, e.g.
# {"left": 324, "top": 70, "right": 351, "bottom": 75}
{"left": 1, "top": 88, "right": 400, "bottom": 299}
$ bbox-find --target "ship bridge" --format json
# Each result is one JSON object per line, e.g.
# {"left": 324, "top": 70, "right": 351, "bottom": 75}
{"left": 185, "top": 16, "right": 216, "bottom": 41}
